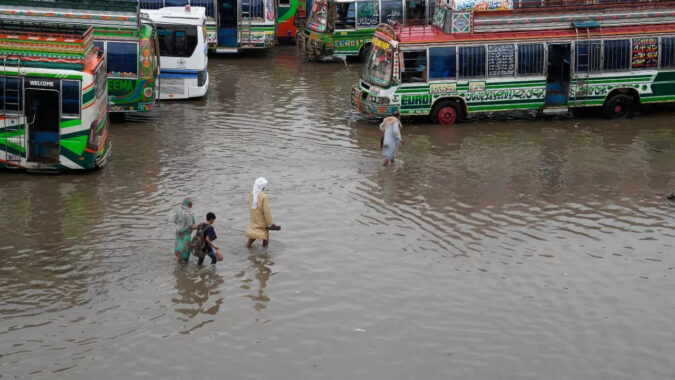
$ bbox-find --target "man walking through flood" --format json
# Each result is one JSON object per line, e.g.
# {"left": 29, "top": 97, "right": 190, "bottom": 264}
{"left": 246, "top": 177, "right": 277, "bottom": 248}
{"left": 380, "top": 110, "right": 403, "bottom": 166}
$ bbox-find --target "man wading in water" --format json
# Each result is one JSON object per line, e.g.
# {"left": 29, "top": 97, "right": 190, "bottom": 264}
{"left": 245, "top": 177, "right": 277, "bottom": 247}
{"left": 380, "top": 111, "right": 403, "bottom": 166}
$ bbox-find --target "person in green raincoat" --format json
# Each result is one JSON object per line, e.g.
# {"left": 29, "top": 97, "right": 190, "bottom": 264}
{"left": 173, "top": 197, "right": 198, "bottom": 262}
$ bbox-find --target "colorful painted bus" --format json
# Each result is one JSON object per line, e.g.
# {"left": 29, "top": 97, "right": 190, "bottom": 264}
{"left": 278, "top": 0, "right": 307, "bottom": 41}
{"left": 299, "top": 0, "right": 438, "bottom": 60}
{"left": 139, "top": 0, "right": 276, "bottom": 53}
{"left": 0, "top": 23, "right": 110, "bottom": 171}
{"left": 352, "top": 0, "right": 675, "bottom": 124}
{"left": 142, "top": 6, "right": 209, "bottom": 99}
{"left": 0, "top": 0, "right": 160, "bottom": 113}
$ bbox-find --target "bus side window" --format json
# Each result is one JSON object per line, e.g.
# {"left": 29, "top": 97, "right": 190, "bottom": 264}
{"left": 459, "top": 46, "right": 486, "bottom": 78}
{"left": 380, "top": 0, "right": 403, "bottom": 25}
{"left": 401, "top": 51, "right": 427, "bottom": 83}
{"left": 61, "top": 80, "right": 81, "bottom": 118}
{"left": 603, "top": 39, "right": 630, "bottom": 71}
{"left": 192, "top": 0, "right": 216, "bottom": 17}
{"left": 518, "top": 43, "right": 544, "bottom": 75}
{"left": 429, "top": 46, "right": 456, "bottom": 80}
{"left": 0, "top": 77, "right": 23, "bottom": 112}
{"left": 107, "top": 42, "right": 139, "bottom": 78}
{"left": 575, "top": 40, "right": 601, "bottom": 73}
{"left": 335, "top": 2, "right": 356, "bottom": 29}
{"left": 661, "top": 37, "right": 675, "bottom": 68}
{"left": 356, "top": 1, "right": 379, "bottom": 28}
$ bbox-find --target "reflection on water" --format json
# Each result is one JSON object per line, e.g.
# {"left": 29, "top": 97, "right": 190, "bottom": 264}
{"left": 173, "top": 266, "right": 224, "bottom": 324}
{"left": 238, "top": 252, "right": 273, "bottom": 313}
{"left": 1, "top": 46, "right": 674, "bottom": 379}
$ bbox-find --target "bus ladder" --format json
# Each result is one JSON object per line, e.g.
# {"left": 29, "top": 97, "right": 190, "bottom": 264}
{"left": 239, "top": 0, "right": 253, "bottom": 48}
{"left": 1, "top": 55, "right": 23, "bottom": 168}
{"left": 573, "top": 24, "right": 602, "bottom": 107}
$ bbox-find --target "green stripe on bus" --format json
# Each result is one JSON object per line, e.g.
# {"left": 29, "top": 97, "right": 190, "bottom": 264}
{"left": 60, "top": 119, "right": 82, "bottom": 128}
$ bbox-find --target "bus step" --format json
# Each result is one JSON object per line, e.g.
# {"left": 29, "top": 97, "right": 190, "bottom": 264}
{"left": 542, "top": 107, "right": 570, "bottom": 115}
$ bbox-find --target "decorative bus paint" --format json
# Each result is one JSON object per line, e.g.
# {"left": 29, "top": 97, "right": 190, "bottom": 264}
{"left": 142, "top": 6, "right": 209, "bottom": 99}
{"left": 352, "top": 0, "right": 675, "bottom": 125}
{"left": 139, "top": 0, "right": 276, "bottom": 53}
{"left": 278, "top": 0, "right": 307, "bottom": 41}
{"left": 299, "top": 0, "right": 438, "bottom": 60}
{"left": 0, "top": 23, "right": 110, "bottom": 171}
{"left": 0, "top": 0, "right": 160, "bottom": 113}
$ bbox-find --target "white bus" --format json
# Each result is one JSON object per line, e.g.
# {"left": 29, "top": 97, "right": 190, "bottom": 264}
{"left": 142, "top": 6, "right": 209, "bottom": 99}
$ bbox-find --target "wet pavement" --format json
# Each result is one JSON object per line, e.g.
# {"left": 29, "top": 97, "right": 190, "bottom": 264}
{"left": 1, "top": 45, "right": 675, "bottom": 379}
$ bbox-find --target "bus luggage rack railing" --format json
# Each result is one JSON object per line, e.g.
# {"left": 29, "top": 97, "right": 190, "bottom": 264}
{"left": 488, "top": 0, "right": 675, "bottom": 15}
{"left": 390, "top": 19, "right": 434, "bottom": 39}
{"left": 0, "top": 0, "right": 139, "bottom": 13}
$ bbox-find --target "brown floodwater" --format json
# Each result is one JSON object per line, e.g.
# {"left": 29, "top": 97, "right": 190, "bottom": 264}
{"left": 1, "top": 45, "right": 675, "bottom": 379}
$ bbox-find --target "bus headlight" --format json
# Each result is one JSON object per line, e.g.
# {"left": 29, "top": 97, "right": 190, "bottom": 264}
{"left": 373, "top": 96, "right": 389, "bottom": 105}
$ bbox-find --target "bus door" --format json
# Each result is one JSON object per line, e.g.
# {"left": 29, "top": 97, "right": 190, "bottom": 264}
{"left": 219, "top": 0, "right": 239, "bottom": 46}
{"left": 545, "top": 43, "right": 571, "bottom": 107}
{"left": 25, "top": 88, "right": 60, "bottom": 164}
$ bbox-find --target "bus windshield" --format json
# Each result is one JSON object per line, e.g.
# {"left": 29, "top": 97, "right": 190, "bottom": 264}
{"left": 307, "top": 0, "right": 328, "bottom": 32}
{"left": 361, "top": 38, "right": 394, "bottom": 88}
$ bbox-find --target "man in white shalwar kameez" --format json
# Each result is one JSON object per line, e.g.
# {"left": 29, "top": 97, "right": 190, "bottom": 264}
{"left": 379, "top": 111, "right": 403, "bottom": 166}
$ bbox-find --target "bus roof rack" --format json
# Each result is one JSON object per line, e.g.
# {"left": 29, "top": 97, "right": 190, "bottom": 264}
{"left": 0, "top": 0, "right": 138, "bottom": 13}
{"left": 0, "top": 20, "right": 95, "bottom": 68}
{"left": 0, "top": 19, "right": 91, "bottom": 35}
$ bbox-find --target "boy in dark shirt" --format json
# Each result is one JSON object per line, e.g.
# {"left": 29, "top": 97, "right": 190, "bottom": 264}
{"left": 198, "top": 212, "right": 219, "bottom": 265}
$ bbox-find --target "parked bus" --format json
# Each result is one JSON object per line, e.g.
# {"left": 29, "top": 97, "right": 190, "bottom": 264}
{"left": 278, "top": 0, "right": 307, "bottom": 42}
{"left": 139, "top": 0, "right": 276, "bottom": 53}
{"left": 299, "top": 0, "right": 439, "bottom": 60}
{"left": 352, "top": 0, "right": 675, "bottom": 124}
{"left": 142, "top": 6, "right": 209, "bottom": 99}
{"left": 0, "top": 23, "right": 110, "bottom": 171}
{"left": 0, "top": 0, "right": 160, "bottom": 113}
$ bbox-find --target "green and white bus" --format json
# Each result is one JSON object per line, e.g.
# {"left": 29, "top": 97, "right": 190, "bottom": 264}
{"left": 0, "top": 23, "right": 110, "bottom": 171}
{"left": 0, "top": 0, "right": 160, "bottom": 113}
{"left": 299, "top": 0, "right": 436, "bottom": 60}
{"left": 139, "top": 0, "right": 277, "bottom": 53}
{"left": 352, "top": 1, "right": 675, "bottom": 124}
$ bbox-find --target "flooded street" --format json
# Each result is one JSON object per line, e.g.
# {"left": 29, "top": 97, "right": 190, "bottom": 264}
{"left": 1, "top": 45, "right": 675, "bottom": 379}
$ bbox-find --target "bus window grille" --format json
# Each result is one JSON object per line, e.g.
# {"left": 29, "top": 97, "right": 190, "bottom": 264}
{"left": 603, "top": 40, "right": 630, "bottom": 71}
{"left": 662, "top": 37, "right": 675, "bottom": 68}
{"left": 138, "top": 0, "right": 165, "bottom": 10}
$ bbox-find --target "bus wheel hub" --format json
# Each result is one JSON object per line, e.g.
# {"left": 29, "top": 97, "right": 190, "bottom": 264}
{"left": 438, "top": 107, "right": 457, "bottom": 125}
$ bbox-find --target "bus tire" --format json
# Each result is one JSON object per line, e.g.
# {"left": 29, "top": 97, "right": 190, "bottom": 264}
{"left": 432, "top": 100, "right": 461, "bottom": 125}
{"left": 359, "top": 43, "right": 372, "bottom": 61}
{"left": 603, "top": 94, "right": 635, "bottom": 119}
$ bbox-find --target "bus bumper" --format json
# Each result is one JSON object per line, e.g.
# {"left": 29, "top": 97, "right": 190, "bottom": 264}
{"left": 299, "top": 31, "right": 332, "bottom": 59}
{"left": 351, "top": 85, "right": 397, "bottom": 117}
